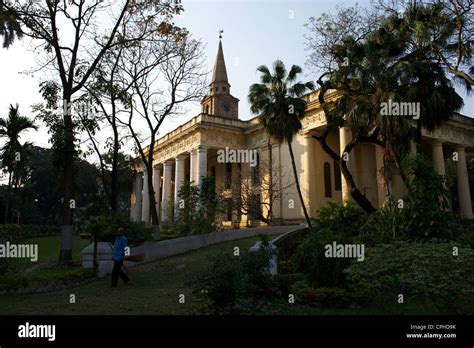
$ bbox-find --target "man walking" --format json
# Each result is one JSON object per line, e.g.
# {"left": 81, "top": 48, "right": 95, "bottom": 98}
{"left": 112, "top": 227, "right": 130, "bottom": 288}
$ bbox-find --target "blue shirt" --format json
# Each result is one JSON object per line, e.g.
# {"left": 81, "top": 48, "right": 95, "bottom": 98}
{"left": 113, "top": 235, "right": 128, "bottom": 261}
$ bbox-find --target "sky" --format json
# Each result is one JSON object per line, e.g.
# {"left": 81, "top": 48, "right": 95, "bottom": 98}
{"left": 0, "top": 0, "right": 472, "bottom": 156}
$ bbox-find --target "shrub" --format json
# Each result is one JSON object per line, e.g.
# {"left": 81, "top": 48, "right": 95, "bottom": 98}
{"left": 191, "top": 237, "right": 275, "bottom": 314}
{"left": 314, "top": 201, "right": 367, "bottom": 238}
{"left": 174, "top": 178, "right": 217, "bottom": 236}
{"left": 80, "top": 213, "right": 154, "bottom": 246}
{"left": 456, "top": 224, "right": 474, "bottom": 248}
{"left": 400, "top": 155, "right": 459, "bottom": 240}
{"left": 344, "top": 242, "right": 474, "bottom": 314}
{"left": 0, "top": 267, "right": 94, "bottom": 290}
{"left": 311, "top": 287, "right": 353, "bottom": 308}
{"left": 292, "top": 228, "right": 355, "bottom": 288}
{"left": 290, "top": 281, "right": 352, "bottom": 307}
{"left": 361, "top": 198, "right": 412, "bottom": 244}
{"left": 0, "top": 224, "right": 59, "bottom": 243}
{"left": 274, "top": 272, "right": 302, "bottom": 294}
{"left": 362, "top": 155, "right": 467, "bottom": 244}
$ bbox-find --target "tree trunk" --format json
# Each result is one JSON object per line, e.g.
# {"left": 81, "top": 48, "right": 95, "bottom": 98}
{"left": 93, "top": 231, "right": 98, "bottom": 273}
{"left": 339, "top": 157, "right": 376, "bottom": 214}
{"left": 4, "top": 170, "right": 12, "bottom": 224}
{"left": 313, "top": 133, "right": 376, "bottom": 214}
{"left": 110, "top": 100, "right": 119, "bottom": 212}
{"left": 287, "top": 141, "right": 312, "bottom": 228}
{"left": 59, "top": 97, "right": 75, "bottom": 266}
{"left": 267, "top": 140, "right": 273, "bottom": 222}
{"left": 147, "top": 163, "right": 159, "bottom": 226}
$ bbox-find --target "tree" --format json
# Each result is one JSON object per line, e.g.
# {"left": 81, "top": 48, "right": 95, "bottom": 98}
{"left": 306, "top": 3, "right": 463, "bottom": 213}
{"left": 78, "top": 9, "right": 165, "bottom": 213}
{"left": 376, "top": 0, "right": 474, "bottom": 89}
{"left": 2, "top": 145, "right": 106, "bottom": 225}
{"left": 217, "top": 156, "right": 294, "bottom": 225}
{"left": 248, "top": 61, "right": 314, "bottom": 227}
{"left": 0, "top": 0, "right": 22, "bottom": 48}
{"left": 0, "top": 0, "right": 183, "bottom": 264}
{"left": 0, "top": 104, "right": 37, "bottom": 223}
{"left": 118, "top": 29, "right": 207, "bottom": 231}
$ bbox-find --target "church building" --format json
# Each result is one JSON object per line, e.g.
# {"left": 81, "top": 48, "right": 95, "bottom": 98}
{"left": 130, "top": 39, "right": 474, "bottom": 227}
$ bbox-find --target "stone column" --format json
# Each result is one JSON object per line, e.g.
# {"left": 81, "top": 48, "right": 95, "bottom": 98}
{"left": 153, "top": 165, "right": 161, "bottom": 221}
{"left": 174, "top": 154, "right": 186, "bottom": 215}
{"left": 431, "top": 141, "right": 446, "bottom": 176}
{"left": 339, "top": 126, "right": 355, "bottom": 202}
{"left": 130, "top": 173, "right": 136, "bottom": 220}
{"left": 374, "top": 146, "right": 386, "bottom": 209}
{"left": 196, "top": 145, "right": 208, "bottom": 187}
{"left": 161, "top": 161, "right": 173, "bottom": 223}
{"left": 455, "top": 146, "right": 473, "bottom": 218}
{"left": 134, "top": 173, "right": 143, "bottom": 222}
{"left": 303, "top": 133, "right": 317, "bottom": 216}
{"left": 189, "top": 149, "right": 197, "bottom": 184}
{"left": 141, "top": 170, "right": 150, "bottom": 223}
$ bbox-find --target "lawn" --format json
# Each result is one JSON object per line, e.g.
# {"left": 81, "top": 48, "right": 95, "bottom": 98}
{"left": 22, "top": 235, "right": 90, "bottom": 262}
{"left": 0, "top": 234, "right": 439, "bottom": 315}
{"left": 0, "top": 236, "right": 263, "bottom": 315}
{"left": 0, "top": 235, "right": 93, "bottom": 290}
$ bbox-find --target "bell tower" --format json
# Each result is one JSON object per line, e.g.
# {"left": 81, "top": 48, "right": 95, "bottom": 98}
{"left": 201, "top": 32, "right": 239, "bottom": 119}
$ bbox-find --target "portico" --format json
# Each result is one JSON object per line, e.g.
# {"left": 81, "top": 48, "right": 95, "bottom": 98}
{"left": 130, "top": 39, "right": 474, "bottom": 227}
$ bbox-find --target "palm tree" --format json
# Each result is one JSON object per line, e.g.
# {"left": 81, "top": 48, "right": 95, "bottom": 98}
{"left": 315, "top": 7, "right": 463, "bottom": 211}
{"left": 249, "top": 60, "right": 314, "bottom": 227}
{"left": 0, "top": 104, "right": 37, "bottom": 223}
{"left": 0, "top": 0, "right": 23, "bottom": 48}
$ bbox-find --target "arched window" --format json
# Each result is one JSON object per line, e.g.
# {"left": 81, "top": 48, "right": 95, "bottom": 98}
{"left": 211, "top": 165, "right": 216, "bottom": 187}
{"left": 324, "top": 162, "right": 332, "bottom": 198}
{"left": 225, "top": 163, "right": 232, "bottom": 189}
{"left": 334, "top": 161, "right": 342, "bottom": 190}
{"left": 226, "top": 199, "right": 232, "bottom": 221}
{"left": 205, "top": 105, "right": 209, "bottom": 114}
{"left": 252, "top": 151, "right": 260, "bottom": 186}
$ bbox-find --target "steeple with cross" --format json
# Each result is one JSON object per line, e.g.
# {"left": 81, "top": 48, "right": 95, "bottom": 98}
{"left": 201, "top": 33, "right": 239, "bottom": 119}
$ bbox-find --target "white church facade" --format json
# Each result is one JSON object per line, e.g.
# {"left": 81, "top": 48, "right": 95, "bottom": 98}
{"left": 130, "top": 40, "right": 474, "bottom": 227}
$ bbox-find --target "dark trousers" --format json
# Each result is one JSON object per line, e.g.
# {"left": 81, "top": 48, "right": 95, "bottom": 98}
{"left": 111, "top": 260, "right": 129, "bottom": 287}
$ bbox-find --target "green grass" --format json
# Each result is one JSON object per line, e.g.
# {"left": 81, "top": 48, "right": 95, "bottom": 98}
{"left": 0, "top": 236, "right": 263, "bottom": 315}
{"left": 21, "top": 235, "right": 90, "bottom": 262}
{"left": 0, "top": 235, "right": 439, "bottom": 315}
{"left": 0, "top": 235, "right": 94, "bottom": 289}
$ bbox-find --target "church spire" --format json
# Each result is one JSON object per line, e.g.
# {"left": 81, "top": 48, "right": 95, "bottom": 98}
{"left": 201, "top": 33, "right": 239, "bottom": 119}
{"left": 211, "top": 37, "right": 229, "bottom": 86}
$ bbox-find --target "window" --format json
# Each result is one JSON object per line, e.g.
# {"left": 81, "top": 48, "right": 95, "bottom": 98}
{"left": 215, "top": 86, "right": 219, "bottom": 92}
{"left": 225, "top": 163, "right": 232, "bottom": 189}
{"left": 249, "top": 194, "right": 261, "bottom": 220}
{"left": 223, "top": 87, "right": 227, "bottom": 92}
{"left": 324, "top": 162, "right": 332, "bottom": 198}
{"left": 211, "top": 165, "right": 216, "bottom": 187}
{"left": 226, "top": 199, "right": 232, "bottom": 221}
{"left": 251, "top": 152, "right": 260, "bottom": 186}
{"left": 205, "top": 105, "right": 209, "bottom": 114}
{"left": 334, "top": 161, "right": 342, "bottom": 190}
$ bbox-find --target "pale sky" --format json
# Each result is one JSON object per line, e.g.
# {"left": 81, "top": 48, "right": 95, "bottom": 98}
{"left": 0, "top": 0, "right": 472, "bottom": 159}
